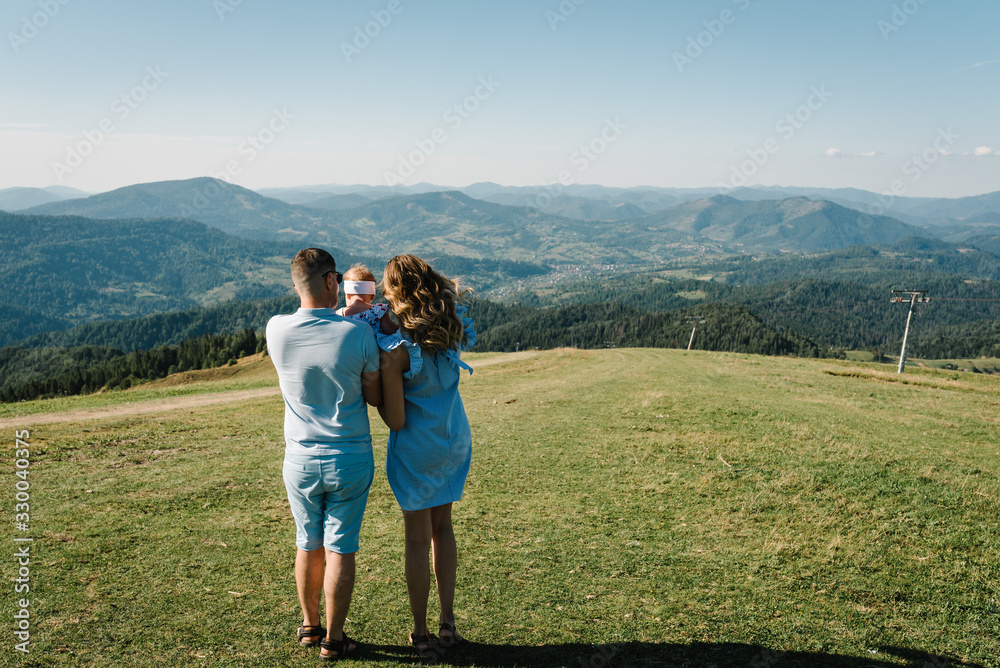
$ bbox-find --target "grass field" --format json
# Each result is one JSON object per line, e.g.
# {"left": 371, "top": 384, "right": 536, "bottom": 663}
{"left": 843, "top": 352, "right": 1000, "bottom": 375}
{"left": 3, "top": 349, "right": 998, "bottom": 667}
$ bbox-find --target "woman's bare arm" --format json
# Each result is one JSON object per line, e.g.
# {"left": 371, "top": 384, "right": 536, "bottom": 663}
{"left": 377, "top": 346, "right": 410, "bottom": 431}
{"left": 379, "top": 310, "right": 399, "bottom": 335}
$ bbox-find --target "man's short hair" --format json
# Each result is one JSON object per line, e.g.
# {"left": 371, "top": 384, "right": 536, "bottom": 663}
{"left": 291, "top": 248, "right": 336, "bottom": 295}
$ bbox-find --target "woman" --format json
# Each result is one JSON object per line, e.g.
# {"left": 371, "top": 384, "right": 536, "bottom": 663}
{"left": 377, "top": 254, "right": 475, "bottom": 656}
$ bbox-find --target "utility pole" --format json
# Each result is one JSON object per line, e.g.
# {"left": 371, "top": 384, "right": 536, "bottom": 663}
{"left": 891, "top": 290, "right": 930, "bottom": 374}
{"left": 686, "top": 316, "right": 707, "bottom": 351}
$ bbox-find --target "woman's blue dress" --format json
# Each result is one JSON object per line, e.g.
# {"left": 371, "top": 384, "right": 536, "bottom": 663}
{"left": 379, "top": 307, "right": 476, "bottom": 511}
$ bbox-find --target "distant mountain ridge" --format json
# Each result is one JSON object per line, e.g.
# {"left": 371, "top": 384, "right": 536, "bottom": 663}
{"left": 0, "top": 186, "right": 90, "bottom": 211}
{"left": 23, "top": 177, "right": 327, "bottom": 239}
{"left": 321, "top": 190, "right": 626, "bottom": 262}
{"left": 257, "top": 181, "right": 1000, "bottom": 229}
{"left": 632, "top": 195, "right": 926, "bottom": 252}
{"left": 21, "top": 177, "right": 947, "bottom": 261}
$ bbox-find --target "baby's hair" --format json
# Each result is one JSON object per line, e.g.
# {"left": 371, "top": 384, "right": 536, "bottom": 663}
{"left": 343, "top": 263, "right": 375, "bottom": 284}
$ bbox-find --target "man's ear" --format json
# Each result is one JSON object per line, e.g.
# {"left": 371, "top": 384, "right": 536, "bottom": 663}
{"left": 293, "top": 283, "right": 300, "bottom": 296}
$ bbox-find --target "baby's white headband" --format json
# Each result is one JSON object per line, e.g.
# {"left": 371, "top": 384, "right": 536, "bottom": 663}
{"left": 343, "top": 280, "right": 376, "bottom": 295}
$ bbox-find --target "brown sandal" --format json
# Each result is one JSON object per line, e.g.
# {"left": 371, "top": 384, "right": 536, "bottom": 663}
{"left": 409, "top": 632, "right": 438, "bottom": 658}
{"left": 296, "top": 624, "right": 325, "bottom": 647}
{"left": 437, "top": 622, "right": 466, "bottom": 648}
{"left": 320, "top": 633, "right": 358, "bottom": 662}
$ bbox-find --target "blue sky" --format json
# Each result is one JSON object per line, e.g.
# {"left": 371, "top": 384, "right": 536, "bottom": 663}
{"left": 1, "top": 0, "right": 998, "bottom": 196}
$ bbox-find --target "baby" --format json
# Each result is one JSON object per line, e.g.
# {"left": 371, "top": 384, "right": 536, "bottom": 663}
{"left": 336, "top": 263, "right": 398, "bottom": 335}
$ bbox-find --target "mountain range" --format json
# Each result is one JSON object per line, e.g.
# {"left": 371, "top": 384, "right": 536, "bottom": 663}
{"left": 23, "top": 178, "right": 324, "bottom": 239}
{"left": 0, "top": 186, "right": 90, "bottom": 211}
{"left": 5, "top": 174, "right": 1000, "bottom": 357}
{"left": 258, "top": 181, "right": 1000, "bottom": 229}
{"left": 25, "top": 177, "right": 1000, "bottom": 263}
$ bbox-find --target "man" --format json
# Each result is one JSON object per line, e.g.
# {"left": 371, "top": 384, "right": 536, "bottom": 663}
{"left": 266, "top": 248, "right": 381, "bottom": 661}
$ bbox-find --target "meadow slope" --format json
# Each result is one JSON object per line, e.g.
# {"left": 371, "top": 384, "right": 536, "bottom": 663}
{"left": 2, "top": 349, "right": 997, "bottom": 667}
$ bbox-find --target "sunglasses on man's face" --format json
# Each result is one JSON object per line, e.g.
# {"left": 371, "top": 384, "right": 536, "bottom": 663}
{"left": 322, "top": 270, "right": 344, "bottom": 285}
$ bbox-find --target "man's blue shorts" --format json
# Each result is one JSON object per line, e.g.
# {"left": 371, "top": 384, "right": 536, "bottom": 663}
{"left": 282, "top": 451, "right": 374, "bottom": 554}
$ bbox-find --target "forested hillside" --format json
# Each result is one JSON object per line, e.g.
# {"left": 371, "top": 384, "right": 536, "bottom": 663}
{"left": 701, "top": 241, "right": 1000, "bottom": 285}
{"left": 8, "top": 178, "right": 1000, "bottom": 390}
{"left": 1, "top": 296, "right": 824, "bottom": 402}
{"left": 0, "top": 211, "right": 549, "bottom": 346}
{"left": 910, "top": 319, "right": 1000, "bottom": 359}
{"left": 0, "top": 329, "right": 263, "bottom": 402}
{"left": 515, "top": 243, "right": 1000, "bottom": 352}
{"left": 0, "top": 211, "right": 304, "bottom": 345}
{"left": 15, "top": 296, "right": 299, "bottom": 351}
{"left": 628, "top": 196, "right": 925, "bottom": 252}
{"left": 473, "top": 301, "right": 821, "bottom": 356}
{"left": 23, "top": 178, "right": 327, "bottom": 238}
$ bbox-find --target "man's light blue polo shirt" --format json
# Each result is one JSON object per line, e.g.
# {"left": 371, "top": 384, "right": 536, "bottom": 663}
{"left": 266, "top": 308, "right": 381, "bottom": 456}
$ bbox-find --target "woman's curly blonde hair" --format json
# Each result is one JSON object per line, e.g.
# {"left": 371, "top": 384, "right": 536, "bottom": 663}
{"left": 381, "top": 254, "right": 472, "bottom": 353}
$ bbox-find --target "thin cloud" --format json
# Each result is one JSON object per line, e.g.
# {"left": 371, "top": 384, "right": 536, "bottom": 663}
{"left": 939, "top": 147, "right": 1000, "bottom": 157}
{"left": 954, "top": 58, "right": 1000, "bottom": 72}
{"left": 825, "top": 148, "right": 878, "bottom": 158}
{"left": 0, "top": 122, "right": 47, "bottom": 129}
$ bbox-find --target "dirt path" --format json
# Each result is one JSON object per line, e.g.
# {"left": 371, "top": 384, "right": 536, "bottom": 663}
{"left": 0, "top": 353, "right": 543, "bottom": 429}
{"left": 467, "top": 351, "right": 541, "bottom": 367}
{"left": 0, "top": 387, "right": 282, "bottom": 429}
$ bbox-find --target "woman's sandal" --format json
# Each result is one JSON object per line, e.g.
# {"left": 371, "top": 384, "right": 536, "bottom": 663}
{"left": 296, "top": 624, "right": 326, "bottom": 647}
{"left": 437, "top": 622, "right": 466, "bottom": 649}
{"left": 319, "top": 634, "right": 358, "bottom": 662}
{"left": 409, "top": 632, "right": 438, "bottom": 659}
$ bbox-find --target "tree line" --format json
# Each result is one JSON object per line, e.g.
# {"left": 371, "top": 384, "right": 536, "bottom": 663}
{"left": 4, "top": 271, "right": 998, "bottom": 402}
{"left": 0, "top": 329, "right": 263, "bottom": 403}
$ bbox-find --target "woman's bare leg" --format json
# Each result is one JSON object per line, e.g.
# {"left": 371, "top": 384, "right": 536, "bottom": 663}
{"left": 430, "top": 503, "right": 462, "bottom": 643}
{"left": 402, "top": 508, "right": 433, "bottom": 640}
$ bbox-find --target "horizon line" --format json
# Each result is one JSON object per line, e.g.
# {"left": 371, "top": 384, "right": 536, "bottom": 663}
{"left": 3, "top": 177, "right": 998, "bottom": 201}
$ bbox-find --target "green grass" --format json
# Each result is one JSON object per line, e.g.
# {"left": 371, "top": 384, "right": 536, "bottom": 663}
{"left": 3, "top": 349, "right": 998, "bottom": 667}
{"left": 0, "top": 355, "right": 277, "bottom": 422}
{"left": 843, "top": 352, "right": 1000, "bottom": 375}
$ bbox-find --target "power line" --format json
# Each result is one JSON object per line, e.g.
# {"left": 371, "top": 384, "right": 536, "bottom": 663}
{"left": 932, "top": 298, "right": 1000, "bottom": 302}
